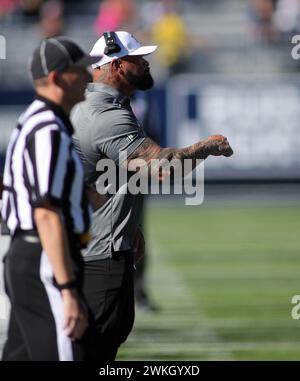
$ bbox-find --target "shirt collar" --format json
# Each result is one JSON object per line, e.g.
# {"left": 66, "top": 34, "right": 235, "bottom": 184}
{"left": 87, "top": 82, "right": 130, "bottom": 107}
{"left": 36, "top": 95, "right": 74, "bottom": 135}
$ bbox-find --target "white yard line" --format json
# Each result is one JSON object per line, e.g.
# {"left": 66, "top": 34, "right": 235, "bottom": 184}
{"left": 124, "top": 241, "right": 234, "bottom": 360}
{"left": 124, "top": 239, "right": 300, "bottom": 360}
{"left": 153, "top": 241, "right": 235, "bottom": 360}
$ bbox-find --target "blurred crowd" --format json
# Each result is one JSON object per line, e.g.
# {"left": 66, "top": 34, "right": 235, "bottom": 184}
{"left": 2, "top": 0, "right": 300, "bottom": 40}
{"left": 1, "top": 0, "right": 300, "bottom": 82}
{"left": 250, "top": 0, "right": 300, "bottom": 42}
{"left": 0, "top": 0, "right": 191, "bottom": 77}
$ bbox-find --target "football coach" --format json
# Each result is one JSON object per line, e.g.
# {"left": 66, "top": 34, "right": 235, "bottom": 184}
{"left": 72, "top": 31, "right": 234, "bottom": 360}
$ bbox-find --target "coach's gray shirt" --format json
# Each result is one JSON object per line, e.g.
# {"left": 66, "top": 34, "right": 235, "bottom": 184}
{"left": 71, "top": 83, "right": 146, "bottom": 261}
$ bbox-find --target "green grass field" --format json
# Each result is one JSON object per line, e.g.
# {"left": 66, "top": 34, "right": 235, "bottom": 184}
{"left": 118, "top": 203, "right": 300, "bottom": 360}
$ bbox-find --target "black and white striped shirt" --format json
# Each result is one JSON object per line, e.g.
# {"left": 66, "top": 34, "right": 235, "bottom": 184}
{"left": 1, "top": 96, "right": 91, "bottom": 236}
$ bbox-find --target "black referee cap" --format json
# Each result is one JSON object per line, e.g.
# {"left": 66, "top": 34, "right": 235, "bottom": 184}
{"left": 29, "top": 36, "right": 101, "bottom": 80}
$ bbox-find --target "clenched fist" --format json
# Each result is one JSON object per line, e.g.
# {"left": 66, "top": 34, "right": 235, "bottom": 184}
{"left": 204, "top": 135, "right": 234, "bottom": 158}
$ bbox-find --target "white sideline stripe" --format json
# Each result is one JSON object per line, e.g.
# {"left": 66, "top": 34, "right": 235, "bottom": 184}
{"left": 147, "top": 241, "right": 234, "bottom": 360}
{"left": 40, "top": 250, "right": 73, "bottom": 361}
{"left": 124, "top": 341, "right": 300, "bottom": 351}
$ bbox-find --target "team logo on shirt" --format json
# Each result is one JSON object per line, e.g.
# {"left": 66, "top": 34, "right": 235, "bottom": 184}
{"left": 127, "top": 134, "right": 135, "bottom": 142}
{"left": 113, "top": 99, "right": 122, "bottom": 108}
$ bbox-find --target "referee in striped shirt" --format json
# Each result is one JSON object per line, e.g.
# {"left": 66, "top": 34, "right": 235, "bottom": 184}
{"left": 1, "top": 37, "right": 100, "bottom": 361}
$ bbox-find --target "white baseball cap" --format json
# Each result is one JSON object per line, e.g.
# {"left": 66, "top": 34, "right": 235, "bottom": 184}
{"left": 90, "top": 31, "right": 158, "bottom": 68}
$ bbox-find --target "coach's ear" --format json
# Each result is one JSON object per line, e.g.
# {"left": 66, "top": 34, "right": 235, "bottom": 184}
{"left": 111, "top": 59, "right": 123, "bottom": 75}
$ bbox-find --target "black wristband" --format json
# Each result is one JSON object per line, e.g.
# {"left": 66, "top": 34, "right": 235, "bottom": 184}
{"left": 55, "top": 280, "right": 78, "bottom": 291}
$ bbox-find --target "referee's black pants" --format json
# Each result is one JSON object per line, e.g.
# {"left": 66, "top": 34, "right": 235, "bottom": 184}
{"left": 83, "top": 251, "right": 135, "bottom": 361}
{"left": 2, "top": 233, "right": 93, "bottom": 361}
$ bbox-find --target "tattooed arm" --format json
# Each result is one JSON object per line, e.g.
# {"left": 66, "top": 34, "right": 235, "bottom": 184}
{"left": 125, "top": 135, "right": 233, "bottom": 172}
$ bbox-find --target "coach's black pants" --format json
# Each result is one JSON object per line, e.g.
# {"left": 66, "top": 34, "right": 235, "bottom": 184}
{"left": 2, "top": 234, "right": 90, "bottom": 361}
{"left": 83, "top": 252, "right": 135, "bottom": 361}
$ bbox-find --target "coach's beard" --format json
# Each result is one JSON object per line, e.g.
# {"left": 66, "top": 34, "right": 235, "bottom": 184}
{"left": 126, "top": 71, "right": 154, "bottom": 91}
